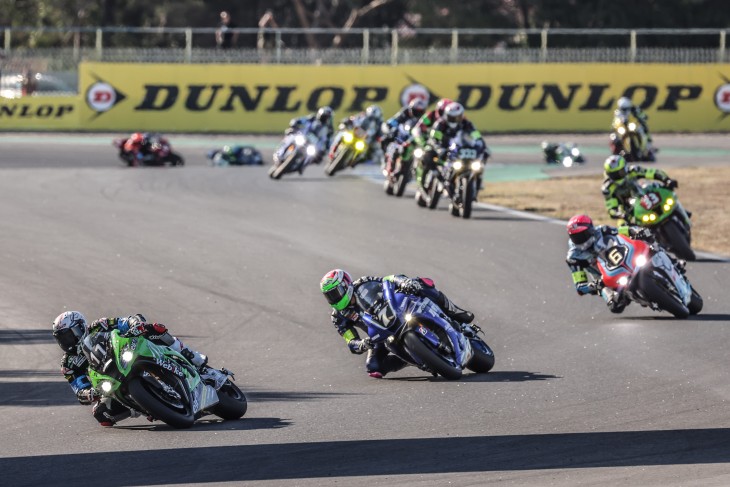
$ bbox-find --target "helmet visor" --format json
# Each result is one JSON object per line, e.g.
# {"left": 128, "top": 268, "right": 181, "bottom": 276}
{"left": 323, "top": 282, "right": 351, "bottom": 309}
{"left": 569, "top": 230, "right": 593, "bottom": 246}
{"left": 53, "top": 325, "right": 83, "bottom": 353}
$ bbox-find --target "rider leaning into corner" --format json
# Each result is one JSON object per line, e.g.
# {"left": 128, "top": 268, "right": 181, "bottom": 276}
{"left": 565, "top": 214, "right": 685, "bottom": 314}
{"left": 330, "top": 105, "right": 385, "bottom": 165}
{"left": 320, "top": 269, "right": 475, "bottom": 378}
{"left": 283, "top": 106, "right": 335, "bottom": 164}
{"left": 52, "top": 311, "right": 222, "bottom": 427}
{"left": 601, "top": 154, "right": 683, "bottom": 223}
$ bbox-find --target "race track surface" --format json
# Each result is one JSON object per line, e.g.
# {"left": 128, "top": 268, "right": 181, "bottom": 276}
{"left": 1, "top": 133, "right": 730, "bottom": 486}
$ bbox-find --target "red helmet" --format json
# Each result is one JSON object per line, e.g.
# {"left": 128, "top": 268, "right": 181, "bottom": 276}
{"left": 130, "top": 132, "right": 144, "bottom": 144}
{"left": 567, "top": 215, "right": 596, "bottom": 249}
{"left": 436, "top": 98, "right": 453, "bottom": 118}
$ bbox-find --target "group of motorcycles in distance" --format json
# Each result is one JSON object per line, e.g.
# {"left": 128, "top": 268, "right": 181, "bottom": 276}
{"left": 269, "top": 106, "right": 489, "bottom": 219}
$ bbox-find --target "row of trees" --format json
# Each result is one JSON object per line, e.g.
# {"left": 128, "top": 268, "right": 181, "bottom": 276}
{"left": 1, "top": 0, "right": 729, "bottom": 48}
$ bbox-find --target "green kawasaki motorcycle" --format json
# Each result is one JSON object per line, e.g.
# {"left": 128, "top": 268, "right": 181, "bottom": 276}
{"left": 84, "top": 330, "right": 247, "bottom": 429}
{"left": 629, "top": 184, "right": 694, "bottom": 261}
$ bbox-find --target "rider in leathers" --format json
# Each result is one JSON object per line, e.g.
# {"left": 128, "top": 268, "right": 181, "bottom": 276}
{"left": 380, "top": 98, "right": 428, "bottom": 171}
{"left": 320, "top": 270, "right": 474, "bottom": 378}
{"left": 54, "top": 312, "right": 216, "bottom": 427}
{"left": 283, "top": 106, "right": 335, "bottom": 164}
{"left": 420, "top": 102, "right": 489, "bottom": 192}
{"left": 565, "top": 214, "right": 680, "bottom": 313}
{"left": 602, "top": 154, "right": 679, "bottom": 222}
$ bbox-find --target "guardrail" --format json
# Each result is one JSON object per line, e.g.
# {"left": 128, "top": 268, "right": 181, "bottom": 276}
{"left": 2, "top": 26, "right": 729, "bottom": 65}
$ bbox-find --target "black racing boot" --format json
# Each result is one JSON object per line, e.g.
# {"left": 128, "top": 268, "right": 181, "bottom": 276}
{"left": 438, "top": 293, "right": 474, "bottom": 324}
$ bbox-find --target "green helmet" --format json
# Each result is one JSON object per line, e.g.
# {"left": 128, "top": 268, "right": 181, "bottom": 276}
{"left": 604, "top": 155, "right": 627, "bottom": 184}
{"left": 320, "top": 269, "right": 354, "bottom": 311}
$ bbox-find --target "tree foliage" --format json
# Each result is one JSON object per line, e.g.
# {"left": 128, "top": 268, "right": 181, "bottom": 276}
{"left": 1, "top": 0, "right": 729, "bottom": 48}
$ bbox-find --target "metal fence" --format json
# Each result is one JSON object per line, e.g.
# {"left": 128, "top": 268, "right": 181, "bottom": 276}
{"left": 2, "top": 27, "right": 728, "bottom": 94}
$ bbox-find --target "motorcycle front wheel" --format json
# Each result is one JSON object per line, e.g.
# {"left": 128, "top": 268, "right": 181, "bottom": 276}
{"left": 640, "top": 272, "right": 690, "bottom": 319}
{"left": 460, "top": 178, "right": 475, "bottom": 219}
{"left": 128, "top": 370, "right": 195, "bottom": 428}
{"left": 403, "top": 330, "right": 462, "bottom": 380}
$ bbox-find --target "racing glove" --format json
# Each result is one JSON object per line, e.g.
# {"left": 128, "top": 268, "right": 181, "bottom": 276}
{"left": 665, "top": 179, "right": 678, "bottom": 190}
{"left": 587, "top": 280, "right": 604, "bottom": 296}
{"left": 636, "top": 228, "right": 655, "bottom": 241}
{"left": 349, "top": 337, "right": 374, "bottom": 354}
{"left": 77, "top": 387, "right": 100, "bottom": 405}
{"left": 399, "top": 278, "right": 424, "bottom": 295}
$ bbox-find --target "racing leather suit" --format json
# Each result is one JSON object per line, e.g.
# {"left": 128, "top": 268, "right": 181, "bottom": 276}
{"left": 419, "top": 118, "right": 488, "bottom": 189}
{"left": 381, "top": 108, "right": 420, "bottom": 171}
{"left": 602, "top": 165, "right": 673, "bottom": 221}
{"left": 566, "top": 225, "right": 652, "bottom": 313}
{"left": 331, "top": 275, "right": 474, "bottom": 376}
{"left": 62, "top": 315, "right": 206, "bottom": 426}
{"left": 412, "top": 109, "right": 441, "bottom": 147}
{"left": 331, "top": 113, "right": 384, "bottom": 165}
{"left": 286, "top": 114, "right": 334, "bottom": 163}
{"left": 613, "top": 106, "right": 651, "bottom": 142}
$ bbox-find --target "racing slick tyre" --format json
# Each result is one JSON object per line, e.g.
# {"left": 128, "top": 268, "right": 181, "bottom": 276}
{"left": 209, "top": 381, "right": 248, "bottom": 420}
{"left": 466, "top": 339, "right": 495, "bottom": 373}
{"left": 128, "top": 371, "right": 195, "bottom": 429}
{"left": 403, "top": 330, "right": 462, "bottom": 380}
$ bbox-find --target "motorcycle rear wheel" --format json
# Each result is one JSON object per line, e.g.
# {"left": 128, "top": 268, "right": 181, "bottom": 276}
{"left": 403, "top": 330, "right": 462, "bottom": 380}
{"left": 128, "top": 372, "right": 195, "bottom": 428}
{"left": 209, "top": 381, "right": 248, "bottom": 420}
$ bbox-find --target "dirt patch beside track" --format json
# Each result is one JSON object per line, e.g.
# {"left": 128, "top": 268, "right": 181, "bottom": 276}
{"left": 480, "top": 166, "right": 730, "bottom": 257}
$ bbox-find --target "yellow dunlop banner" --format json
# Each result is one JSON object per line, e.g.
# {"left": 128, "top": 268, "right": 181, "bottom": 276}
{"left": 0, "top": 96, "right": 78, "bottom": 130}
{"left": 79, "top": 62, "right": 730, "bottom": 133}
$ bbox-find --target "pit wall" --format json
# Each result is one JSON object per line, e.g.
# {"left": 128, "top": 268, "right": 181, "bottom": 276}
{"left": 2, "top": 62, "right": 730, "bottom": 132}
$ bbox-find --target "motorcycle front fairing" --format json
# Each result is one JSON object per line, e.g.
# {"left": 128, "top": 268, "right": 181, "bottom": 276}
{"left": 383, "top": 281, "right": 473, "bottom": 368}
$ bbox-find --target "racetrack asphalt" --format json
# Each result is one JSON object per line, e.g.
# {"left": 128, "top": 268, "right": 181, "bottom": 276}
{"left": 1, "top": 133, "right": 730, "bottom": 486}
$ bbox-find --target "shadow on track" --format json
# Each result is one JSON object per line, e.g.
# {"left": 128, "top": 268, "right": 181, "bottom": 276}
{"left": 626, "top": 313, "right": 730, "bottom": 322}
{"left": 0, "top": 329, "right": 54, "bottom": 344}
{"left": 247, "top": 390, "right": 358, "bottom": 402}
{"left": 114, "top": 417, "right": 292, "bottom": 432}
{"left": 385, "top": 371, "right": 559, "bottom": 383}
{"left": 0, "top": 380, "right": 75, "bottom": 407}
{"left": 6, "top": 428, "right": 730, "bottom": 485}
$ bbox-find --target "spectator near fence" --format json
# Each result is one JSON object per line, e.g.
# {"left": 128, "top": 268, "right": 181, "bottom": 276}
{"left": 216, "top": 11, "right": 238, "bottom": 49}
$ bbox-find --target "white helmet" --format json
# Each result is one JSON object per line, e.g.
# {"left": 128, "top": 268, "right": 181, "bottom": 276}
{"left": 52, "top": 311, "right": 87, "bottom": 353}
{"left": 617, "top": 97, "right": 633, "bottom": 113}
{"left": 443, "top": 102, "right": 465, "bottom": 129}
{"left": 365, "top": 105, "right": 382, "bottom": 120}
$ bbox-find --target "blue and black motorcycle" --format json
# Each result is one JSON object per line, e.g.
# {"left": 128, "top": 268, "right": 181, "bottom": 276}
{"left": 270, "top": 121, "right": 322, "bottom": 179}
{"left": 360, "top": 280, "right": 495, "bottom": 380}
